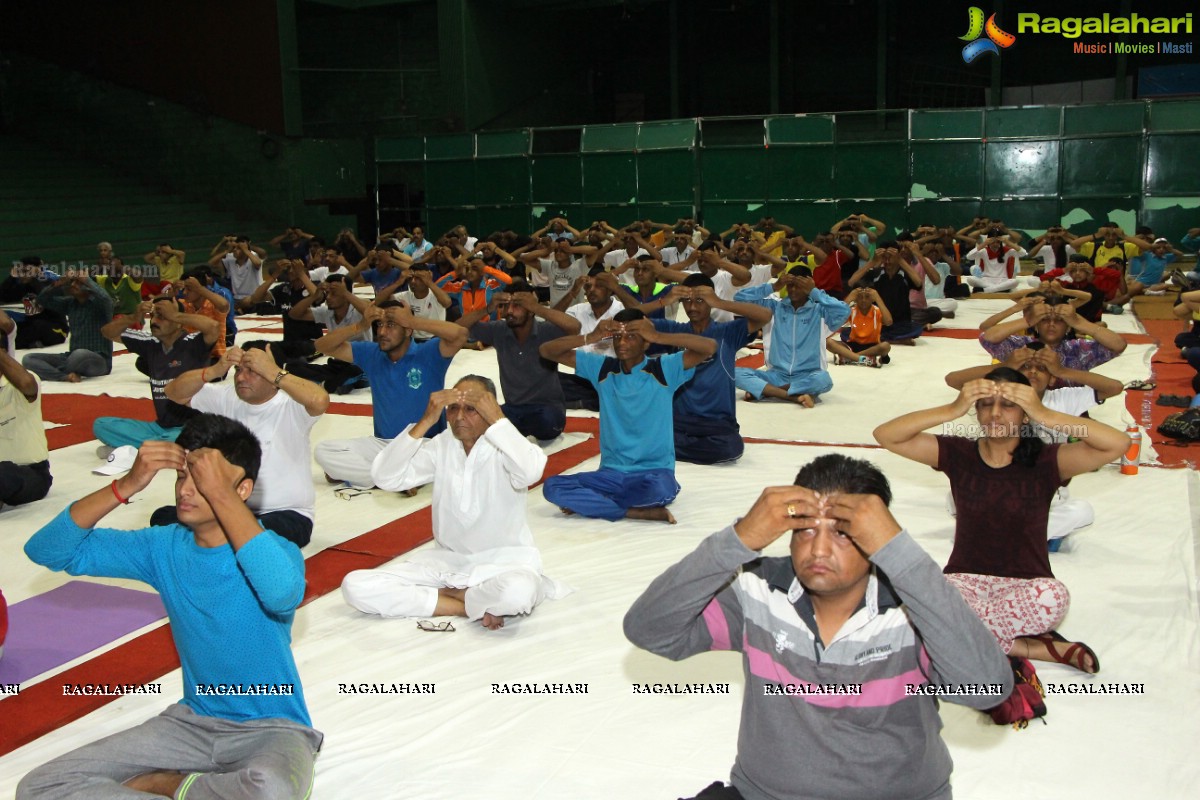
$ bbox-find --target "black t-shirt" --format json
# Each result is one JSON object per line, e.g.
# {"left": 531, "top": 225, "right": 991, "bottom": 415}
{"left": 936, "top": 435, "right": 1064, "bottom": 580}
{"left": 121, "top": 329, "right": 212, "bottom": 428}
{"left": 268, "top": 283, "right": 325, "bottom": 343}
{"left": 865, "top": 267, "right": 918, "bottom": 324}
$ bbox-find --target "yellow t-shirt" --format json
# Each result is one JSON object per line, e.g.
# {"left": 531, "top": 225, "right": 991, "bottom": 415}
{"left": 0, "top": 374, "right": 49, "bottom": 464}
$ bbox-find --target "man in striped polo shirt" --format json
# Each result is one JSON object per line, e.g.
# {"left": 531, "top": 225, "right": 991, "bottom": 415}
{"left": 624, "top": 454, "right": 1012, "bottom": 800}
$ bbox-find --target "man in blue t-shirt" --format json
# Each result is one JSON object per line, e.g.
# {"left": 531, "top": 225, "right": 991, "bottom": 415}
{"left": 653, "top": 273, "right": 772, "bottom": 465}
{"left": 539, "top": 308, "right": 716, "bottom": 523}
{"left": 313, "top": 299, "right": 467, "bottom": 488}
{"left": 21, "top": 414, "right": 321, "bottom": 799}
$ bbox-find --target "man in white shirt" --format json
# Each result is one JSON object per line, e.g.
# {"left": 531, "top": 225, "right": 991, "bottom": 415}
{"left": 210, "top": 238, "right": 264, "bottom": 309}
{"left": 660, "top": 231, "right": 698, "bottom": 270}
{"left": 341, "top": 375, "right": 563, "bottom": 630}
{"left": 162, "top": 341, "right": 330, "bottom": 547}
{"left": 561, "top": 268, "right": 624, "bottom": 410}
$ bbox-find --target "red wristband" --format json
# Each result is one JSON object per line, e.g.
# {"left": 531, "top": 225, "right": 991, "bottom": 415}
{"left": 110, "top": 480, "right": 130, "bottom": 505}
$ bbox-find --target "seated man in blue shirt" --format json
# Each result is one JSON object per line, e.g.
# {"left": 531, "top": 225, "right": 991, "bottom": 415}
{"left": 647, "top": 273, "right": 772, "bottom": 465}
{"left": 313, "top": 299, "right": 468, "bottom": 488}
{"left": 20, "top": 413, "right": 321, "bottom": 800}
{"left": 734, "top": 265, "right": 850, "bottom": 408}
{"left": 539, "top": 309, "right": 716, "bottom": 524}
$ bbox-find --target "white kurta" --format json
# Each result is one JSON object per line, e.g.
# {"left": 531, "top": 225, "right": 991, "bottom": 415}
{"left": 341, "top": 418, "right": 568, "bottom": 620}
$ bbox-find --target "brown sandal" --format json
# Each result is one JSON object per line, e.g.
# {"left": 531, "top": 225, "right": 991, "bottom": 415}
{"left": 1031, "top": 631, "right": 1100, "bottom": 674}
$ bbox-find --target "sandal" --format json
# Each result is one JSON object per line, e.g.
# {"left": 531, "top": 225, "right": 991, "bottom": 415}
{"left": 1031, "top": 631, "right": 1100, "bottom": 674}
{"left": 1157, "top": 394, "right": 1192, "bottom": 408}
{"left": 1124, "top": 380, "right": 1156, "bottom": 391}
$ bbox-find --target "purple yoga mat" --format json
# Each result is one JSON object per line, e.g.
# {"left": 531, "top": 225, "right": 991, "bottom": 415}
{"left": 0, "top": 581, "right": 167, "bottom": 686}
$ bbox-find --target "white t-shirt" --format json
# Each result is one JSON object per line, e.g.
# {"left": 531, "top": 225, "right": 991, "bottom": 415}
{"left": 603, "top": 248, "right": 649, "bottom": 270}
{"left": 307, "top": 265, "right": 349, "bottom": 284}
{"left": 1038, "top": 386, "right": 1098, "bottom": 444}
{"left": 661, "top": 245, "right": 695, "bottom": 268}
{"left": 192, "top": 384, "right": 318, "bottom": 520}
{"left": 1034, "top": 244, "right": 1076, "bottom": 272}
{"left": 222, "top": 254, "right": 264, "bottom": 300}
{"left": 401, "top": 290, "right": 448, "bottom": 341}
{"left": 312, "top": 305, "right": 371, "bottom": 342}
{"left": 567, "top": 299, "right": 624, "bottom": 357}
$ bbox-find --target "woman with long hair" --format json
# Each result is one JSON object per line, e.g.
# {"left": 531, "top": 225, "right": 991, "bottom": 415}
{"left": 873, "top": 367, "right": 1129, "bottom": 673}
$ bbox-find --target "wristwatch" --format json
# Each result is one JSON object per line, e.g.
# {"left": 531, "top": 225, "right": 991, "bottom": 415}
{"left": 273, "top": 368, "right": 289, "bottom": 387}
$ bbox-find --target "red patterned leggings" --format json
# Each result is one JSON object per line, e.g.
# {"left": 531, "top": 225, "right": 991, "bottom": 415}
{"left": 946, "top": 572, "right": 1070, "bottom": 653}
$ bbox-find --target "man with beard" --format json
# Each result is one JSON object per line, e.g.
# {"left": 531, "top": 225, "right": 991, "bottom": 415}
{"left": 540, "top": 309, "right": 716, "bottom": 524}
{"left": 93, "top": 296, "right": 220, "bottom": 452}
{"left": 311, "top": 300, "right": 468, "bottom": 489}
{"left": 341, "top": 375, "right": 565, "bottom": 630}
{"left": 163, "top": 341, "right": 330, "bottom": 548}
{"left": 652, "top": 273, "right": 772, "bottom": 465}
{"left": 461, "top": 280, "right": 580, "bottom": 441}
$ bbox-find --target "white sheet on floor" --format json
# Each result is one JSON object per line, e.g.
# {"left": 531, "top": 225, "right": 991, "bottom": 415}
{"left": 2, "top": 304, "right": 1196, "bottom": 800}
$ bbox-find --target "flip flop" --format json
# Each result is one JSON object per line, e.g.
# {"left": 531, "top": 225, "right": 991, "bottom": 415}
{"left": 1031, "top": 631, "right": 1100, "bottom": 674}
{"left": 1124, "top": 380, "right": 1156, "bottom": 391}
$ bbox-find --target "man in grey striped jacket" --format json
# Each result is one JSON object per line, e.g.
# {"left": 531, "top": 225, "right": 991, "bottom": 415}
{"left": 624, "top": 454, "right": 1012, "bottom": 800}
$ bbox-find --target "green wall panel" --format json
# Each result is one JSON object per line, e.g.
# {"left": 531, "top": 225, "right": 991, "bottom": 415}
{"left": 1142, "top": 201, "right": 1200, "bottom": 243}
{"left": 981, "top": 199, "right": 1060, "bottom": 231}
{"left": 908, "top": 200, "right": 982, "bottom": 227}
{"left": 1146, "top": 135, "right": 1200, "bottom": 193}
{"left": 767, "top": 116, "right": 834, "bottom": 144}
{"left": 532, "top": 204, "right": 582, "bottom": 227}
{"left": 636, "top": 203, "right": 695, "bottom": 224}
{"left": 377, "top": 101, "right": 1192, "bottom": 245}
{"left": 476, "top": 206, "right": 531, "bottom": 234}
{"left": 638, "top": 151, "right": 694, "bottom": 204}
{"left": 639, "top": 121, "right": 696, "bottom": 150}
{"left": 1148, "top": 100, "right": 1200, "bottom": 132}
{"left": 428, "top": 208, "right": 477, "bottom": 237}
{"left": 376, "top": 137, "right": 424, "bottom": 162}
{"left": 476, "top": 130, "right": 529, "bottom": 157}
{"left": 767, "top": 147, "right": 834, "bottom": 200}
{"left": 701, "top": 149, "right": 767, "bottom": 202}
{"left": 531, "top": 155, "right": 581, "bottom": 203}
{"left": 835, "top": 143, "right": 908, "bottom": 198}
{"left": 985, "top": 141, "right": 1059, "bottom": 197}
{"left": 985, "top": 107, "right": 1060, "bottom": 138}
{"left": 298, "top": 139, "right": 365, "bottom": 201}
{"left": 1064, "top": 104, "right": 1144, "bottom": 136}
{"left": 426, "top": 134, "right": 474, "bottom": 160}
{"left": 911, "top": 110, "right": 982, "bottom": 140}
{"left": 475, "top": 158, "right": 528, "bottom": 205}
{"left": 703, "top": 201, "right": 767, "bottom": 233}
{"left": 583, "top": 205, "right": 636, "bottom": 227}
{"left": 912, "top": 142, "right": 982, "bottom": 199}
{"left": 425, "top": 161, "right": 475, "bottom": 207}
{"left": 582, "top": 124, "right": 638, "bottom": 152}
{"left": 582, "top": 153, "right": 637, "bottom": 204}
{"left": 767, "top": 202, "right": 836, "bottom": 237}
{"left": 834, "top": 201, "right": 905, "bottom": 236}
{"left": 1062, "top": 138, "right": 1141, "bottom": 196}
{"left": 1058, "top": 198, "right": 1138, "bottom": 231}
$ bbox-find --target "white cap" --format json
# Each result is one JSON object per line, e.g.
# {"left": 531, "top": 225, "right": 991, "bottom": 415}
{"left": 93, "top": 445, "right": 138, "bottom": 476}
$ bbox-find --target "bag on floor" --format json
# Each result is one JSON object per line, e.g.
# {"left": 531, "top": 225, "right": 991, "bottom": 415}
{"left": 1158, "top": 408, "right": 1200, "bottom": 442}
{"left": 988, "top": 656, "right": 1046, "bottom": 729}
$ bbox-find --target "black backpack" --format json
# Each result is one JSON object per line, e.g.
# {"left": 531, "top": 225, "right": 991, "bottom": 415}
{"left": 1158, "top": 408, "right": 1200, "bottom": 442}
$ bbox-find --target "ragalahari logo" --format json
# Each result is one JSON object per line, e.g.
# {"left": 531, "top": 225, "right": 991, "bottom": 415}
{"left": 960, "top": 7, "right": 1016, "bottom": 63}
